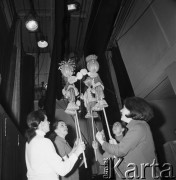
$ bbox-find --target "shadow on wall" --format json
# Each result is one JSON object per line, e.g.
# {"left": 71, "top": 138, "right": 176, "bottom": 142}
{"left": 149, "top": 104, "right": 166, "bottom": 166}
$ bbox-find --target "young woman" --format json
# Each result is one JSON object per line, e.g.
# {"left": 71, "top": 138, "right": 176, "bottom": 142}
{"left": 25, "top": 110, "right": 85, "bottom": 180}
{"left": 92, "top": 121, "right": 126, "bottom": 165}
{"left": 96, "top": 96, "right": 160, "bottom": 180}
{"left": 49, "top": 120, "right": 82, "bottom": 180}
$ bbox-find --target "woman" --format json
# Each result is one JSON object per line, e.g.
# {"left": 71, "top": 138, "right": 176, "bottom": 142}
{"left": 92, "top": 121, "right": 126, "bottom": 165}
{"left": 25, "top": 110, "right": 85, "bottom": 180}
{"left": 96, "top": 97, "right": 160, "bottom": 180}
{"left": 49, "top": 120, "right": 82, "bottom": 180}
{"left": 92, "top": 122, "right": 127, "bottom": 179}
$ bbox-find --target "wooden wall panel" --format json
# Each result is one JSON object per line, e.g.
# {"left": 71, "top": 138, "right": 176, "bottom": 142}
{"left": 0, "top": 105, "right": 26, "bottom": 180}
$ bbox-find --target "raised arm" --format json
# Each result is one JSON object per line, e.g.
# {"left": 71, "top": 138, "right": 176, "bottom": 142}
{"left": 97, "top": 124, "right": 146, "bottom": 157}
{"left": 44, "top": 139, "right": 84, "bottom": 176}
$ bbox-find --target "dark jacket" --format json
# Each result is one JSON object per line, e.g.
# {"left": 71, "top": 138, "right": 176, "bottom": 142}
{"left": 102, "top": 120, "right": 160, "bottom": 180}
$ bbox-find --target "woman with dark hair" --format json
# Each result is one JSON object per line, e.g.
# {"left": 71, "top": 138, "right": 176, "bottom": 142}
{"left": 49, "top": 120, "right": 82, "bottom": 180}
{"left": 25, "top": 110, "right": 85, "bottom": 180}
{"left": 96, "top": 97, "right": 160, "bottom": 180}
{"left": 92, "top": 121, "right": 127, "bottom": 165}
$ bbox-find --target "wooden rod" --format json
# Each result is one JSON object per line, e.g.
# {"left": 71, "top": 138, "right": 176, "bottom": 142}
{"left": 75, "top": 111, "right": 87, "bottom": 168}
{"left": 91, "top": 111, "right": 97, "bottom": 161}
{"left": 102, "top": 108, "right": 112, "bottom": 140}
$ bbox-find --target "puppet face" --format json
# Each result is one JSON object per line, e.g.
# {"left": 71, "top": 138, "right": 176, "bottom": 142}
{"left": 87, "top": 59, "right": 99, "bottom": 73}
{"left": 61, "top": 63, "right": 74, "bottom": 77}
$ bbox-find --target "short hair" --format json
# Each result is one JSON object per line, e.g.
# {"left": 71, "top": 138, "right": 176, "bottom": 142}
{"left": 124, "top": 96, "right": 154, "bottom": 122}
{"left": 25, "top": 110, "right": 46, "bottom": 143}
{"left": 52, "top": 120, "right": 65, "bottom": 131}
{"left": 48, "top": 120, "right": 65, "bottom": 142}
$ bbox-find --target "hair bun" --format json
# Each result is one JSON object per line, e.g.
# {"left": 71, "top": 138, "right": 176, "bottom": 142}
{"left": 29, "top": 122, "right": 38, "bottom": 129}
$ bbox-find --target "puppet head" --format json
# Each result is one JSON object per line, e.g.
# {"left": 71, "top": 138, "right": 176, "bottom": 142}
{"left": 86, "top": 55, "right": 99, "bottom": 76}
{"left": 58, "top": 59, "right": 76, "bottom": 78}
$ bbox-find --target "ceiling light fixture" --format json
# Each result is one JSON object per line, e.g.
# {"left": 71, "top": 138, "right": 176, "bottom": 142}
{"left": 67, "top": 1, "right": 80, "bottom": 12}
{"left": 37, "top": 34, "right": 48, "bottom": 48}
{"left": 25, "top": 16, "right": 39, "bottom": 32}
{"left": 25, "top": 0, "right": 39, "bottom": 32}
{"left": 38, "top": 40, "right": 48, "bottom": 48}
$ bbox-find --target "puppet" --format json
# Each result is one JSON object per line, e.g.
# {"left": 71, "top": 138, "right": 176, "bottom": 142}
{"left": 58, "top": 60, "right": 79, "bottom": 115}
{"left": 81, "top": 76, "right": 98, "bottom": 118}
{"left": 86, "top": 55, "right": 108, "bottom": 111}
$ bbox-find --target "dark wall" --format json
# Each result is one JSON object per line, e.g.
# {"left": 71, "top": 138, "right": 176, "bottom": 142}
{"left": 20, "top": 54, "right": 35, "bottom": 134}
{"left": 0, "top": 7, "right": 15, "bottom": 113}
{"left": 0, "top": 105, "right": 26, "bottom": 180}
{"left": 0, "top": 8, "right": 9, "bottom": 65}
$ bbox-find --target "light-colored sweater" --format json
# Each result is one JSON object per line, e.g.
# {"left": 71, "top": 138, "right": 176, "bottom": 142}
{"left": 25, "top": 130, "right": 78, "bottom": 180}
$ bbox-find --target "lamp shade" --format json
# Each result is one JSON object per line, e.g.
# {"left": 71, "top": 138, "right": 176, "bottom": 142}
{"left": 38, "top": 39, "right": 48, "bottom": 48}
{"left": 37, "top": 34, "right": 48, "bottom": 48}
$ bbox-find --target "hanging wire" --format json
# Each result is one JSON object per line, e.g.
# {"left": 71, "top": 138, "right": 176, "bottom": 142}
{"left": 43, "top": 0, "right": 47, "bottom": 38}
{"left": 29, "top": 0, "right": 36, "bottom": 14}
{"left": 74, "top": 0, "right": 88, "bottom": 53}
{"left": 22, "top": 0, "right": 27, "bottom": 14}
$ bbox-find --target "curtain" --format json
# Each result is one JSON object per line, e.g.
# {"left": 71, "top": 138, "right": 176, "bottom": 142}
{"left": 20, "top": 54, "right": 35, "bottom": 133}
{"left": 0, "top": 16, "right": 21, "bottom": 125}
{"left": 0, "top": 11, "right": 9, "bottom": 66}
{"left": 0, "top": 104, "right": 27, "bottom": 180}
{"left": 44, "top": 0, "right": 65, "bottom": 123}
{"left": 111, "top": 46, "right": 134, "bottom": 100}
{"left": 106, "top": 50, "right": 122, "bottom": 109}
{"left": 0, "top": 16, "right": 33, "bottom": 132}
{"left": 11, "top": 19, "right": 22, "bottom": 123}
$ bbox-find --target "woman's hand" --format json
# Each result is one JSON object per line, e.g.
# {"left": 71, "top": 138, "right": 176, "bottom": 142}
{"left": 92, "top": 140, "right": 98, "bottom": 150}
{"left": 74, "top": 139, "right": 85, "bottom": 157}
{"left": 109, "top": 138, "right": 117, "bottom": 144}
{"left": 70, "top": 138, "right": 81, "bottom": 155}
{"left": 96, "top": 131, "right": 105, "bottom": 145}
{"left": 74, "top": 138, "right": 79, "bottom": 146}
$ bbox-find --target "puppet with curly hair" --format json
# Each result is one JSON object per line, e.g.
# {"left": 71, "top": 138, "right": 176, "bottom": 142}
{"left": 58, "top": 59, "right": 79, "bottom": 115}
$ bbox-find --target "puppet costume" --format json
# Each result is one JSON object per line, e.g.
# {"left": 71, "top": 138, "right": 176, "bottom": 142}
{"left": 59, "top": 60, "right": 79, "bottom": 115}
{"left": 85, "top": 55, "right": 108, "bottom": 111}
{"left": 82, "top": 77, "right": 98, "bottom": 118}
